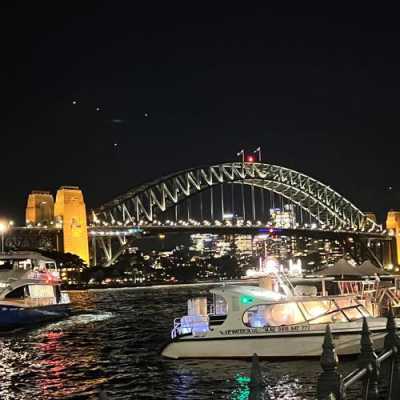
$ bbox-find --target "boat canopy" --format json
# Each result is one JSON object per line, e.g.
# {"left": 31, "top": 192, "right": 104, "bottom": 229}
{"left": 357, "top": 260, "right": 390, "bottom": 276}
{"left": 319, "top": 258, "right": 363, "bottom": 277}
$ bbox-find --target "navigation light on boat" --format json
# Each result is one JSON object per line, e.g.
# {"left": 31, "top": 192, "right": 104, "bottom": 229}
{"left": 240, "top": 295, "right": 254, "bottom": 305}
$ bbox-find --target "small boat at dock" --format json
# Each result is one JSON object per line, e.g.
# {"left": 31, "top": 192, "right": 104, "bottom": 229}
{"left": 162, "top": 272, "right": 400, "bottom": 359}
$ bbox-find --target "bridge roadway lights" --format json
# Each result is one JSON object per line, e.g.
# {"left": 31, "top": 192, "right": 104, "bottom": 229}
{"left": 88, "top": 223, "right": 393, "bottom": 267}
{"left": 5, "top": 222, "right": 394, "bottom": 268}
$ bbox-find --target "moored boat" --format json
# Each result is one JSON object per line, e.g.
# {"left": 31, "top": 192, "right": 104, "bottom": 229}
{"left": 161, "top": 281, "right": 400, "bottom": 359}
{"left": 0, "top": 251, "right": 71, "bottom": 330}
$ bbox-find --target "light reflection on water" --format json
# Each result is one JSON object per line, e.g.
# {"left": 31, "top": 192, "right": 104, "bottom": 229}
{"left": 0, "top": 288, "right": 359, "bottom": 399}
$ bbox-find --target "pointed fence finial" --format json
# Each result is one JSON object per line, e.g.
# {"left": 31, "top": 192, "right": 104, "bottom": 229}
{"left": 384, "top": 304, "right": 399, "bottom": 350}
{"left": 317, "top": 325, "right": 342, "bottom": 400}
{"left": 386, "top": 304, "right": 396, "bottom": 334}
{"left": 249, "top": 353, "right": 264, "bottom": 400}
{"left": 359, "top": 317, "right": 376, "bottom": 365}
{"left": 382, "top": 303, "right": 400, "bottom": 396}
{"left": 358, "top": 317, "right": 379, "bottom": 400}
{"left": 321, "top": 324, "right": 339, "bottom": 371}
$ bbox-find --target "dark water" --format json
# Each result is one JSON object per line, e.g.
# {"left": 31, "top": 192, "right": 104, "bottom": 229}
{"left": 0, "top": 287, "right": 360, "bottom": 399}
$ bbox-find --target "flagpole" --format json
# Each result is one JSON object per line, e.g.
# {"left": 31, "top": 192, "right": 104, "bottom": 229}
{"left": 253, "top": 146, "right": 261, "bottom": 162}
{"left": 237, "top": 149, "right": 244, "bottom": 164}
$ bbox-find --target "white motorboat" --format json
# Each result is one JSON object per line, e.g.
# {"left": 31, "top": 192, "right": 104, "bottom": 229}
{"left": 162, "top": 281, "right": 400, "bottom": 359}
{"left": 0, "top": 251, "right": 71, "bottom": 330}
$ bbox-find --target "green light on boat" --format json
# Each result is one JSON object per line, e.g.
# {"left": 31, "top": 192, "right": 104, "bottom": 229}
{"left": 236, "top": 375, "right": 251, "bottom": 384}
{"left": 240, "top": 295, "right": 254, "bottom": 305}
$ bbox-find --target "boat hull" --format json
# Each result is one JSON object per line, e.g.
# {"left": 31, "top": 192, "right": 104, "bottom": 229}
{"left": 161, "top": 329, "right": 388, "bottom": 359}
{"left": 0, "top": 304, "right": 71, "bottom": 330}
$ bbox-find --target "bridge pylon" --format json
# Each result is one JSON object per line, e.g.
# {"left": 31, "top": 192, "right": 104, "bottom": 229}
{"left": 386, "top": 211, "right": 400, "bottom": 266}
{"left": 54, "top": 186, "right": 89, "bottom": 265}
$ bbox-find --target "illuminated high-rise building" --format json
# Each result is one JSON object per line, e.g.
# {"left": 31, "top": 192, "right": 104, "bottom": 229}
{"left": 270, "top": 204, "right": 296, "bottom": 228}
{"left": 54, "top": 186, "right": 89, "bottom": 265}
{"left": 25, "top": 191, "right": 54, "bottom": 225}
{"left": 234, "top": 235, "right": 253, "bottom": 255}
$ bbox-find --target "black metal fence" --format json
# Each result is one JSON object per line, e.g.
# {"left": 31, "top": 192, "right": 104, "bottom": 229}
{"left": 247, "top": 307, "right": 400, "bottom": 400}
{"left": 316, "top": 307, "right": 400, "bottom": 400}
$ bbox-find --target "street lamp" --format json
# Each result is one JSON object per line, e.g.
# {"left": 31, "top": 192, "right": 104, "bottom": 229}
{"left": 0, "top": 222, "right": 7, "bottom": 253}
{"left": 0, "top": 220, "right": 13, "bottom": 253}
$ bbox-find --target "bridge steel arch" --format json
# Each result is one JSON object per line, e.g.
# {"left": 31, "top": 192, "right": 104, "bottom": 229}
{"left": 93, "top": 162, "right": 379, "bottom": 232}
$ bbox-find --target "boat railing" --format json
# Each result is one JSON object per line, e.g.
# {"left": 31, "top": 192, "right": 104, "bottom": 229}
{"left": 28, "top": 271, "right": 47, "bottom": 280}
{"left": 171, "top": 318, "right": 181, "bottom": 339}
{"left": 171, "top": 315, "right": 210, "bottom": 339}
{"left": 270, "top": 270, "right": 296, "bottom": 296}
{"left": 28, "top": 271, "right": 60, "bottom": 282}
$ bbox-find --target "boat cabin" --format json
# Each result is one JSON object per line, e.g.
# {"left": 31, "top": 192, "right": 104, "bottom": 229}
{"left": 0, "top": 252, "right": 62, "bottom": 306}
{"left": 171, "top": 285, "right": 372, "bottom": 339}
{"left": 0, "top": 251, "right": 57, "bottom": 273}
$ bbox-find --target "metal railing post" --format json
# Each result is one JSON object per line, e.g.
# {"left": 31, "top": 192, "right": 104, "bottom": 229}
{"left": 358, "top": 318, "right": 379, "bottom": 400}
{"left": 249, "top": 353, "right": 264, "bottom": 400}
{"left": 317, "top": 325, "right": 343, "bottom": 400}
{"left": 384, "top": 306, "right": 400, "bottom": 399}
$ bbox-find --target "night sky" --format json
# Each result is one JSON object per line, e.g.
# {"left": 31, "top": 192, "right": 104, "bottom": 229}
{"left": 1, "top": 3, "right": 400, "bottom": 224}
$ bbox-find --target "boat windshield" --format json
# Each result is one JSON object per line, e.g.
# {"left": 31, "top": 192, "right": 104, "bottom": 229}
{"left": 243, "top": 297, "right": 370, "bottom": 328}
{"left": 0, "top": 260, "right": 13, "bottom": 271}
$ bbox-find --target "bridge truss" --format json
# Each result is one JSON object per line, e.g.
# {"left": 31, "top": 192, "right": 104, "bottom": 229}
{"left": 94, "top": 162, "right": 378, "bottom": 230}
{"left": 89, "top": 162, "right": 385, "bottom": 266}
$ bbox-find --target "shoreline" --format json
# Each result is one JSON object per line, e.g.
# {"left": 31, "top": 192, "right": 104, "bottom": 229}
{"left": 63, "top": 278, "right": 259, "bottom": 292}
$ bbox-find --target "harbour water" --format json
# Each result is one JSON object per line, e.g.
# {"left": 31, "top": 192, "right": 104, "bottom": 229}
{"left": 0, "top": 287, "right": 360, "bottom": 399}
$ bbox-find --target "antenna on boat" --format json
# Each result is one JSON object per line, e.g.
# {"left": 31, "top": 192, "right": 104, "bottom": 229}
{"left": 274, "top": 271, "right": 295, "bottom": 297}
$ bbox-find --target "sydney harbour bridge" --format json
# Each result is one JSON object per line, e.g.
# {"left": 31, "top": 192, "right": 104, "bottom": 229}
{"left": 4, "top": 161, "right": 398, "bottom": 268}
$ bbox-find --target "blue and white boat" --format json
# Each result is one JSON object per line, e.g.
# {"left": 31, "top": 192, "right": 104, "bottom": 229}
{"left": 0, "top": 251, "right": 71, "bottom": 330}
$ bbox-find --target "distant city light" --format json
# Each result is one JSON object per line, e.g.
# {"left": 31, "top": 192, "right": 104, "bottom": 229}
{"left": 265, "top": 259, "right": 279, "bottom": 273}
